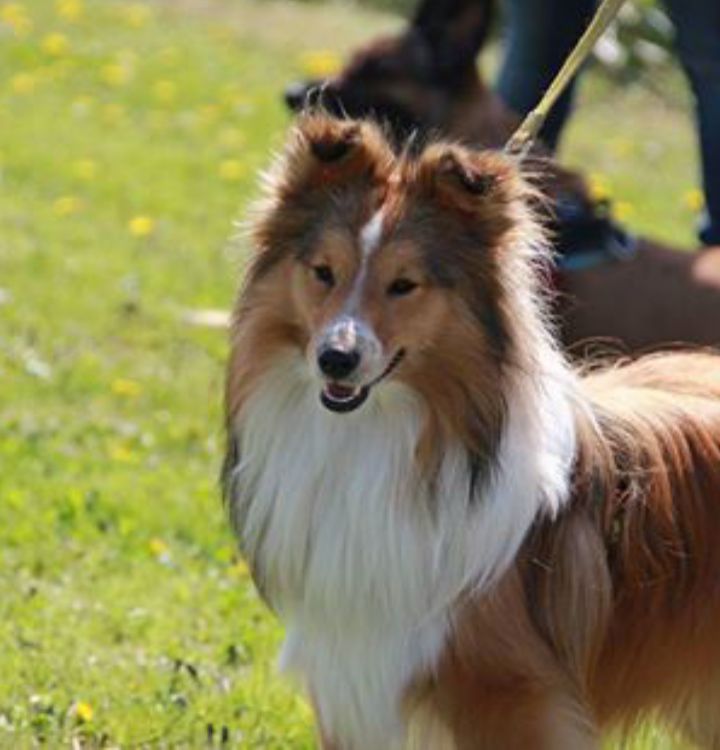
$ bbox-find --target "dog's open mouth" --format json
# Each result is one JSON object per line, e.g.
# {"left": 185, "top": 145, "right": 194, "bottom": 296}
{"left": 320, "top": 349, "right": 405, "bottom": 414}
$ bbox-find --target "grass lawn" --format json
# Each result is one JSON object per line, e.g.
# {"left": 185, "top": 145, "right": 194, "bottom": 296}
{"left": 0, "top": 0, "right": 704, "bottom": 747}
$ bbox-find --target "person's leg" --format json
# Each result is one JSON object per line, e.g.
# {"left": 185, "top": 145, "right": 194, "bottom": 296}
{"left": 663, "top": 0, "right": 720, "bottom": 245}
{"left": 495, "top": 0, "right": 596, "bottom": 151}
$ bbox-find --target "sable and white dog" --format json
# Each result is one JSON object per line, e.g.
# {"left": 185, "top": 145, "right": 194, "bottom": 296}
{"left": 223, "top": 115, "right": 720, "bottom": 749}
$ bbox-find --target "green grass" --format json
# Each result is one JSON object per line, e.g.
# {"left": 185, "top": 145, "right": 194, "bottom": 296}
{"left": 0, "top": 0, "right": 705, "bottom": 747}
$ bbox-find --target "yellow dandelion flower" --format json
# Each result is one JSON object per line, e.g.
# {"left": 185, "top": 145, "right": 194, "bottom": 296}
{"left": 588, "top": 173, "right": 612, "bottom": 202}
{"left": 41, "top": 32, "right": 69, "bottom": 56}
{"left": 1, "top": 2, "right": 33, "bottom": 36}
{"left": 56, "top": 0, "right": 82, "bottom": 21}
{"left": 111, "top": 378, "right": 141, "bottom": 397}
{"left": 152, "top": 79, "right": 176, "bottom": 105}
{"left": 683, "top": 188, "right": 705, "bottom": 213}
{"left": 229, "top": 558, "right": 250, "bottom": 577}
{"left": 73, "top": 158, "right": 97, "bottom": 181}
{"left": 52, "top": 195, "right": 82, "bottom": 216}
{"left": 10, "top": 72, "right": 36, "bottom": 95}
{"left": 128, "top": 216, "right": 155, "bottom": 237}
{"left": 1, "top": 3, "right": 24, "bottom": 23}
{"left": 218, "top": 160, "right": 245, "bottom": 182}
{"left": 299, "top": 50, "right": 342, "bottom": 79}
{"left": 109, "top": 444, "right": 137, "bottom": 463}
{"left": 613, "top": 201, "right": 635, "bottom": 222}
{"left": 149, "top": 537, "right": 169, "bottom": 557}
{"left": 74, "top": 701, "right": 94, "bottom": 723}
{"left": 101, "top": 63, "right": 131, "bottom": 87}
{"left": 121, "top": 3, "right": 152, "bottom": 28}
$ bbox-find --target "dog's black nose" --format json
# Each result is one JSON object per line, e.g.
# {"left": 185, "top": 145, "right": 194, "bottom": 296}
{"left": 318, "top": 348, "right": 361, "bottom": 379}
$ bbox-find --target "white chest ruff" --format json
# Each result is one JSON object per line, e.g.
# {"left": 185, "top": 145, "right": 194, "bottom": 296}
{"left": 227, "top": 357, "right": 576, "bottom": 748}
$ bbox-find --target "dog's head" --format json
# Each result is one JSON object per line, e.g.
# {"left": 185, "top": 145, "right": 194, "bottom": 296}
{"left": 230, "top": 116, "right": 551, "bottom": 469}
{"left": 284, "top": 0, "right": 498, "bottom": 147}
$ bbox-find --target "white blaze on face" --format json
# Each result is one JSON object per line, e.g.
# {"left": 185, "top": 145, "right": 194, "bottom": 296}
{"left": 359, "top": 209, "right": 385, "bottom": 261}
{"left": 314, "top": 211, "right": 387, "bottom": 384}
{"left": 348, "top": 209, "right": 385, "bottom": 308}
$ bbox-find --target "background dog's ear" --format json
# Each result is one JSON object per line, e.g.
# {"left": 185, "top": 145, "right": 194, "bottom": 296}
{"left": 271, "top": 114, "right": 393, "bottom": 198}
{"left": 412, "top": 0, "right": 495, "bottom": 80}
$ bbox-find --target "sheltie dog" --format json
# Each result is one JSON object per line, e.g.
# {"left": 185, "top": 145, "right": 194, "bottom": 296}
{"left": 223, "top": 114, "right": 720, "bottom": 749}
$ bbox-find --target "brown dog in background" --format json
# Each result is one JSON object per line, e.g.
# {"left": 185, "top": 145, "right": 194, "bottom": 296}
{"left": 285, "top": 0, "right": 720, "bottom": 352}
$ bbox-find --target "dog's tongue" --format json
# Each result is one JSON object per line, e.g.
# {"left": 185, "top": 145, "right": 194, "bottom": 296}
{"left": 326, "top": 383, "right": 358, "bottom": 400}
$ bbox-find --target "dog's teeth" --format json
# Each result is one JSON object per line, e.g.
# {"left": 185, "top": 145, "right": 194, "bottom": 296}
{"left": 326, "top": 384, "right": 358, "bottom": 401}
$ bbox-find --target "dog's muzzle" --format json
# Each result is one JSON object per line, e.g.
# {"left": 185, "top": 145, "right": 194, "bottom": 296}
{"left": 315, "top": 317, "right": 405, "bottom": 414}
{"left": 318, "top": 349, "right": 406, "bottom": 414}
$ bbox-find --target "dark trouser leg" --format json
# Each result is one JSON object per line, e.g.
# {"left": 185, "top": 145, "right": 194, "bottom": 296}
{"left": 663, "top": 0, "right": 720, "bottom": 245}
{"left": 495, "top": 0, "right": 596, "bottom": 151}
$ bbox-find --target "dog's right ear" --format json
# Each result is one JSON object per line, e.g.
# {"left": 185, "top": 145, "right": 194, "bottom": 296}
{"left": 249, "top": 116, "right": 395, "bottom": 279}
{"left": 412, "top": 0, "right": 495, "bottom": 78}
{"left": 270, "top": 115, "right": 394, "bottom": 199}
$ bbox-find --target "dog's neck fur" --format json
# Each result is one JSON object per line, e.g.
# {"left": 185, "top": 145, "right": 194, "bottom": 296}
{"left": 227, "top": 341, "right": 576, "bottom": 747}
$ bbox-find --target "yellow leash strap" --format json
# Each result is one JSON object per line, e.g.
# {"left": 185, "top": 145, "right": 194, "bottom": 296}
{"left": 504, "top": 0, "right": 627, "bottom": 156}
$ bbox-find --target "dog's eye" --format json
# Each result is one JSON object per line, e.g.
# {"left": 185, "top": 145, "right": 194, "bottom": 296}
{"left": 387, "top": 278, "right": 418, "bottom": 297}
{"left": 312, "top": 264, "right": 335, "bottom": 287}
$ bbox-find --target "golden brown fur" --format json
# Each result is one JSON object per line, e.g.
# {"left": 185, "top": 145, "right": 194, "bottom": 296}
{"left": 227, "top": 115, "right": 720, "bottom": 749}
{"left": 408, "top": 369, "right": 720, "bottom": 748}
{"left": 408, "top": 356, "right": 720, "bottom": 748}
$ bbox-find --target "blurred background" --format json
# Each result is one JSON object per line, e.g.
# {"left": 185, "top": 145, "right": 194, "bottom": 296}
{"left": 0, "top": 0, "right": 703, "bottom": 747}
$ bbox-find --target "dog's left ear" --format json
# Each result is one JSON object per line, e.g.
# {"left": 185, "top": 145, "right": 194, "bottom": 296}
{"left": 270, "top": 114, "right": 394, "bottom": 199}
{"left": 417, "top": 145, "right": 511, "bottom": 214}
